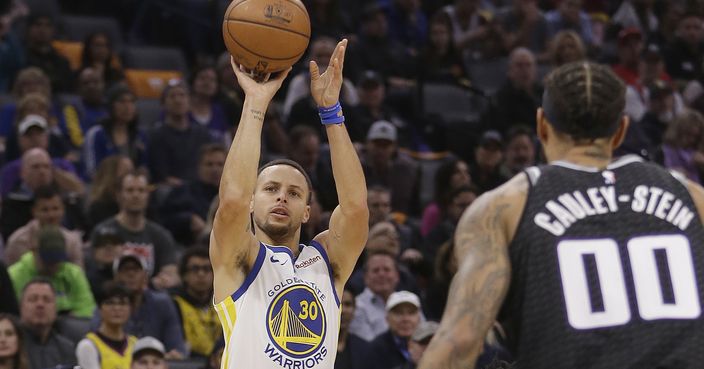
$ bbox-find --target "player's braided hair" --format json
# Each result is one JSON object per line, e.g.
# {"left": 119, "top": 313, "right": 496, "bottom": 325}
{"left": 543, "top": 61, "right": 626, "bottom": 140}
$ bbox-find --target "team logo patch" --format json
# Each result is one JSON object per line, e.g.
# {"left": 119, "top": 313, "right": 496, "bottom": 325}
{"left": 266, "top": 284, "right": 326, "bottom": 358}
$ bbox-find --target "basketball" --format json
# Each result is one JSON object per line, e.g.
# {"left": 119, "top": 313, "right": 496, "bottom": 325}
{"left": 222, "top": 0, "right": 311, "bottom": 76}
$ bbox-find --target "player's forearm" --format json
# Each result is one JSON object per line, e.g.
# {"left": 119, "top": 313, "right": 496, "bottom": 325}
{"left": 219, "top": 97, "right": 268, "bottom": 203}
{"left": 326, "top": 123, "right": 368, "bottom": 213}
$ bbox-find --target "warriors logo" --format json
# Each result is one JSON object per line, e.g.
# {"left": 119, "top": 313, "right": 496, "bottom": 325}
{"left": 266, "top": 284, "right": 326, "bottom": 358}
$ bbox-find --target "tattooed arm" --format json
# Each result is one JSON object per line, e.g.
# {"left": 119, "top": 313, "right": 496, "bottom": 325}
{"left": 417, "top": 174, "right": 527, "bottom": 369}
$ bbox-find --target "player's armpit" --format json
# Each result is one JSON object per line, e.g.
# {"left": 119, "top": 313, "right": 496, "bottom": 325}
{"left": 418, "top": 174, "right": 527, "bottom": 369}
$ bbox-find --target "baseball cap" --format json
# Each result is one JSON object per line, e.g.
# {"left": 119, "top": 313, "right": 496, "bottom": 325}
{"left": 132, "top": 337, "right": 165, "bottom": 359}
{"left": 112, "top": 249, "right": 148, "bottom": 275}
{"left": 618, "top": 27, "right": 642, "bottom": 46}
{"left": 17, "top": 114, "right": 48, "bottom": 136}
{"left": 358, "top": 70, "right": 384, "bottom": 89}
{"left": 367, "top": 120, "right": 397, "bottom": 142}
{"left": 480, "top": 130, "right": 503, "bottom": 149}
{"left": 386, "top": 290, "right": 421, "bottom": 312}
{"left": 92, "top": 227, "right": 124, "bottom": 249}
{"left": 411, "top": 321, "right": 440, "bottom": 343}
{"left": 37, "top": 226, "right": 67, "bottom": 265}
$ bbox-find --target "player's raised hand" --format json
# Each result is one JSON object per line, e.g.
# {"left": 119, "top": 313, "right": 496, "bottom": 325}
{"left": 231, "top": 57, "right": 291, "bottom": 103}
{"left": 310, "top": 39, "right": 347, "bottom": 108}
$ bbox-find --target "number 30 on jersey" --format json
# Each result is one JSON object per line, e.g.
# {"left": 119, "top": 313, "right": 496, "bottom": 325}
{"left": 557, "top": 234, "right": 701, "bottom": 329}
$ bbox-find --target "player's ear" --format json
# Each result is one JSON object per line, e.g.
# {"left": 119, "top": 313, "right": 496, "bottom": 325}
{"left": 611, "top": 115, "right": 630, "bottom": 150}
{"left": 249, "top": 196, "right": 254, "bottom": 213}
{"left": 302, "top": 205, "right": 310, "bottom": 224}
{"left": 536, "top": 108, "right": 549, "bottom": 143}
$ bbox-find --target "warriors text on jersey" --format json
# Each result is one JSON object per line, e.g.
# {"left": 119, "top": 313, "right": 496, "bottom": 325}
{"left": 214, "top": 241, "right": 340, "bottom": 369}
{"left": 502, "top": 156, "right": 704, "bottom": 369}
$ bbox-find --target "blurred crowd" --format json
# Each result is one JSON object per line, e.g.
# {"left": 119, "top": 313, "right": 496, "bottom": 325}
{"left": 0, "top": 0, "right": 704, "bottom": 369}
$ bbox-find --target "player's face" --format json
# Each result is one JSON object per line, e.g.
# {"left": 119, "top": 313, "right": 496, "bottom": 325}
{"left": 253, "top": 165, "right": 311, "bottom": 242}
{"left": 32, "top": 195, "right": 64, "bottom": 226}
{"left": 100, "top": 296, "right": 131, "bottom": 326}
{"left": 386, "top": 303, "right": 420, "bottom": 339}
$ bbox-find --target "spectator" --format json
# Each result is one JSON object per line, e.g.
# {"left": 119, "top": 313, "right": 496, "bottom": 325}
{"left": 19, "top": 279, "right": 76, "bottom": 369}
{"left": 5, "top": 186, "right": 83, "bottom": 267}
{"left": 79, "top": 32, "right": 124, "bottom": 89}
{"left": 660, "top": 109, "right": 704, "bottom": 184}
{"left": 547, "top": 30, "right": 586, "bottom": 68}
{"left": 0, "top": 263, "right": 19, "bottom": 315}
{"left": 487, "top": 47, "right": 542, "bottom": 135}
{"left": 420, "top": 158, "right": 471, "bottom": 237}
{"left": 619, "top": 81, "right": 676, "bottom": 159}
{"left": 611, "top": 0, "right": 659, "bottom": 36}
{"left": 171, "top": 248, "right": 220, "bottom": 358}
{"left": 8, "top": 226, "right": 95, "bottom": 317}
{"left": 131, "top": 337, "right": 168, "bottom": 369}
{"left": 419, "top": 12, "right": 468, "bottom": 84}
{"left": 386, "top": 0, "right": 428, "bottom": 53}
{"left": 612, "top": 27, "right": 646, "bottom": 92}
{"left": 90, "top": 171, "right": 179, "bottom": 290}
{"left": 147, "top": 81, "right": 214, "bottom": 185}
{"left": 471, "top": 130, "right": 509, "bottom": 193}
{"left": 0, "top": 114, "right": 83, "bottom": 196}
{"left": 497, "top": 0, "right": 549, "bottom": 55}
{"left": 0, "top": 2, "right": 26, "bottom": 93}
{"left": 349, "top": 250, "right": 401, "bottom": 342}
{"left": 86, "top": 155, "right": 134, "bottom": 231}
{"left": 335, "top": 286, "right": 371, "bottom": 369}
{"left": 74, "top": 68, "right": 109, "bottom": 137}
{"left": 664, "top": 12, "right": 704, "bottom": 82}
{"left": 76, "top": 283, "right": 136, "bottom": 369}
{"left": 545, "top": 0, "right": 594, "bottom": 46}
{"left": 283, "top": 37, "right": 358, "bottom": 122}
{"left": 304, "top": 0, "right": 351, "bottom": 39}
{"left": 99, "top": 251, "right": 185, "bottom": 358}
{"left": 23, "top": 13, "right": 72, "bottom": 93}
{"left": 442, "top": 0, "right": 489, "bottom": 57}
{"left": 188, "top": 65, "right": 230, "bottom": 139}
{"left": 362, "top": 120, "right": 420, "bottom": 215}
{"left": 368, "top": 291, "right": 422, "bottom": 369}
{"left": 499, "top": 125, "right": 536, "bottom": 177}
{"left": 424, "top": 239, "right": 457, "bottom": 320}
{"left": 0, "top": 148, "right": 84, "bottom": 240}
{"left": 84, "top": 227, "right": 125, "bottom": 298}
{"left": 214, "top": 52, "right": 243, "bottom": 131}
{"left": 367, "top": 186, "right": 420, "bottom": 253}
{"left": 83, "top": 85, "right": 147, "bottom": 178}
{"left": 423, "top": 185, "right": 477, "bottom": 261}
{"left": 346, "top": 71, "right": 406, "bottom": 145}
{"left": 205, "top": 339, "right": 225, "bottom": 369}
{"left": 0, "top": 314, "right": 29, "bottom": 369}
{"left": 392, "top": 321, "right": 439, "bottom": 369}
{"left": 286, "top": 126, "right": 337, "bottom": 211}
{"left": 160, "top": 144, "right": 224, "bottom": 246}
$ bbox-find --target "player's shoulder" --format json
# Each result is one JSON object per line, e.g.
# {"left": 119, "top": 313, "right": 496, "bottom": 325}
{"left": 465, "top": 172, "right": 529, "bottom": 233}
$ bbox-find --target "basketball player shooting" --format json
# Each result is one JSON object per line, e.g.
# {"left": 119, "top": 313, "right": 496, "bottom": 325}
{"left": 210, "top": 39, "right": 369, "bottom": 369}
{"left": 418, "top": 62, "right": 704, "bottom": 369}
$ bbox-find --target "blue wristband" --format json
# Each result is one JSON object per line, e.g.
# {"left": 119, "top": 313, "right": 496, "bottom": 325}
{"left": 318, "top": 101, "right": 345, "bottom": 125}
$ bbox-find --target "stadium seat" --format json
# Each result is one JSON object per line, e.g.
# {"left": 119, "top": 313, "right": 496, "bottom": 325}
{"left": 398, "top": 149, "right": 452, "bottom": 208}
{"left": 125, "top": 70, "right": 183, "bottom": 99}
{"left": 59, "top": 15, "right": 124, "bottom": 49}
{"left": 55, "top": 316, "right": 91, "bottom": 343}
{"left": 52, "top": 40, "right": 83, "bottom": 70}
{"left": 466, "top": 58, "right": 508, "bottom": 96}
{"left": 135, "top": 98, "right": 163, "bottom": 129}
{"left": 166, "top": 358, "right": 206, "bottom": 369}
{"left": 121, "top": 46, "right": 188, "bottom": 75}
{"left": 422, "top": 83, "right": 485, "bottom": 125}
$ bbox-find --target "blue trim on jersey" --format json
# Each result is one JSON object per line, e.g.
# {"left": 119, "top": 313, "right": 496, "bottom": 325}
{"left": 265, "top": 244, "right": 296, "bottom": 261}
{"left": 231, "top": 243, "right": 266, "bottom": 301}
{"left": 309, "top": 240, "right": 341, "bottom": 307}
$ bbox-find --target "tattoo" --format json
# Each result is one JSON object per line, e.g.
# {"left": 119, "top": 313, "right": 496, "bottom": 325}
{"left": 250, "top": 109, "right": 265, "bottom": 122}
{"left": 418, "top": 178, "right": 524, "bottom": 369}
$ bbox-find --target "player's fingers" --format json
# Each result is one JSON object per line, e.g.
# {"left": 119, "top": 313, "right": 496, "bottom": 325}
{"left": 309, "top": 61, "right": 320, "bottom": 80}
{"left": 264, "top": 72, "right": 272, "bottom": 82}
{"left": 337, "top": 45, "right": 346, "bottom": 74}
{"left": 271, "top": 67, "right": 292, "bottom": 83}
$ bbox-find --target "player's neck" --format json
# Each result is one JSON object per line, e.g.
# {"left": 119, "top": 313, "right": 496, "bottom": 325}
{"left": 257, "top": 229, "right": 302, "bottom": 256}
{"left": 549, "top": 143, "right": 613, "bottom": 170}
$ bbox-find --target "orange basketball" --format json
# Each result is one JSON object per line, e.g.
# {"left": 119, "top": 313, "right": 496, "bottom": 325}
{"left": 222, "top": 0, "right": 311, "bottom": 75}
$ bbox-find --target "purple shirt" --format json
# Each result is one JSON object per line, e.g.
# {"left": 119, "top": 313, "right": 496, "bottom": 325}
{"left": 0, "top": 158, "right": 78, "bottom": 196}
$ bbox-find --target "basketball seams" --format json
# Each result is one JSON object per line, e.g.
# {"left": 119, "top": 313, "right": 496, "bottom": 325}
{"left": 226, "top": 22, "right": 306, "bottom": 61}
{"left": 225, "top": 19, "right": 310, "bottom": 39}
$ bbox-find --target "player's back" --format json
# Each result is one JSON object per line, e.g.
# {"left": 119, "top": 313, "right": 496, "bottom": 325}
{"left": 502, "top": 156, "right": 704, "bottom": 369}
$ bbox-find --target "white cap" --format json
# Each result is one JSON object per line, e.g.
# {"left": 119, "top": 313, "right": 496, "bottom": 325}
{"left": 386, "top": 290, "right": 420, "bottom": 312}
{"left": 112, "top": 249, "right": 149, "bottom": 276}
{"left": 17, "top": 114, "right": 48, "bottom": 135}
{"left": 133, "top": 336, "right": 165, "bottom": 358}
{"left": 367, "top": 120, "right": 397, "bottom": 142}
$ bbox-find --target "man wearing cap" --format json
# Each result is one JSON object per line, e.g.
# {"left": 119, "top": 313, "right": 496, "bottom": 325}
{"left": 131, "top": 337, "right": 169, "bottom": 369}
{"left": 392, "top": 321, "right": 439, "bottom": 369}
{"left": 369, "top": 290, "right": 422, "bottom": 369}
{"left": 147, "top": 81, "right": 215, "bottom": 186}
{"left": 8, "top": 225, "right": 95, "bottom": 317}
{"left": 5, "top": 185, "right": 83, "bottom": 267}
{"left": 362, "top": 120, "right": 419, "bottom": 215}
{"left": 85, "top": 227, "right": 125, "bottom": 298}
{"left": 664, "top": 12, "right": 704, "bottom": 82}
{"left": 98, "top": 250, "right": 185, "bottom": 358}
{"left": 470, "top": 130, "right": 509, "bottom": 193}
{"left": 346, "top": 71, "right": 406, "bottom": 144}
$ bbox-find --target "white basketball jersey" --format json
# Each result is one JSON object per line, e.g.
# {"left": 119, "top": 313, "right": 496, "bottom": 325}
{"left": 214, "top": 241, "right": 340, "bottom": 369}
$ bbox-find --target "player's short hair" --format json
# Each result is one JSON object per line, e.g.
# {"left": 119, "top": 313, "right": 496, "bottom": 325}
{"left": 542, "top": 62, "right": 626, "bottom": 140}
{"left": 258, "top": 159, "right": 313, "bottom": 204}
